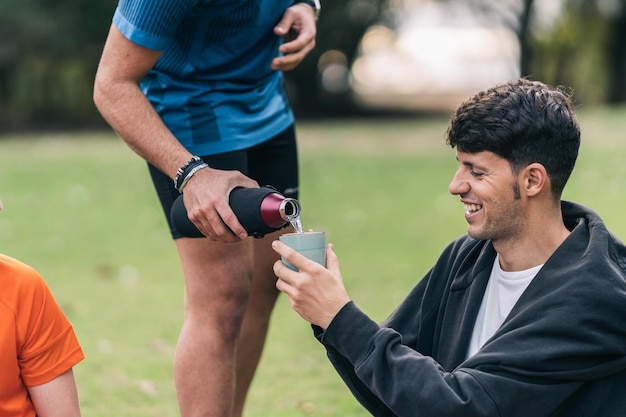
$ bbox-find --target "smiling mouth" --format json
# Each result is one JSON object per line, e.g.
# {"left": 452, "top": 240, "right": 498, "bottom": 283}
{"left": 464, "top": 203, "right": 482, "bottom": 214}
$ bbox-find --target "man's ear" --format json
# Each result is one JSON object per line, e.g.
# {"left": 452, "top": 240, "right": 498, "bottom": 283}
{"left": 522, "top": 163, "right": 548, "bottom": 197}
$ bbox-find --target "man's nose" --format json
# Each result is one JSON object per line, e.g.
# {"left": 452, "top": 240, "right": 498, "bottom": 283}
{"left": 448, "top": 169, "right": 469, "bottom": 196}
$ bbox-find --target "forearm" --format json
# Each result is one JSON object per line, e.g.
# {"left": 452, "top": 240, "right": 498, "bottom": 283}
{"left": 93, "top": 25, "right": 259, "bottom": 240}
{"left": 320, "top": 302, "right": 584, "bottom": 417}
{"left": 93, "top": 24, "right": 193, "bottom": 179}
{"left": 93, "top": 77, "right": 191, "bottom": 179}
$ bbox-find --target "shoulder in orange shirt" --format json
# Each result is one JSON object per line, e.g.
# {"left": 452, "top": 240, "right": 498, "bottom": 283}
{"left": 0, "top": 254, "right": 84, "bottom": 417}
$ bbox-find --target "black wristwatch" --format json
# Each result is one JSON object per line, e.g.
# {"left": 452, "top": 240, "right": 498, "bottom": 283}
{"left": 296, "top": 0, "right": 321, "bottom": 19}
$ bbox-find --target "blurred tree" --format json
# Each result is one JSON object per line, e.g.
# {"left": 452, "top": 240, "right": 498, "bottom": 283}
{"left": 530, "top": 0, "right": 626, "bottom": 105}
{"left": 532, "top": 0, "right": 605, "bottom": 103}
{"left": 442, "top": 0, "right": 626, "bottom": 105}
{"left": 438, "top": 0, "right": 536, "bottom": 77}
{"left": 285, "top": 0, "right": 390, "bottom": 116}
{"left": 0, "top": 0, "right": 114, "bottom": 131}
{"left": 0, "top": 0, "right": 389, "bottom": 128}
{"left": 601, "top": 0, "right": 626, "bottom": 103}
{"left": 1, "top": 0, "right": 622, "bottom": 130}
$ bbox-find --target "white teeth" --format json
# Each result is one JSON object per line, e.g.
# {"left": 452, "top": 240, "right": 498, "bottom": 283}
{"left": 464, "top": 203, "right": 482, "bottom": 213}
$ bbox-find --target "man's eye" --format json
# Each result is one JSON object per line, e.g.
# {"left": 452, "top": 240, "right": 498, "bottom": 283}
{"left": 470, "top": 170, "right": 484, "bottom": 178}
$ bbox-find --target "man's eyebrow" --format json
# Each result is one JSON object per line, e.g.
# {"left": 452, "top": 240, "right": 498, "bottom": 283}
{"left": 458, "top": 157, "right": 490, "bottom": 172}
{"left": 455, "top": 156, "right": 474, "bottom": 168}
{"left": 455, "top": 152, "right": 490, "bottom": 170}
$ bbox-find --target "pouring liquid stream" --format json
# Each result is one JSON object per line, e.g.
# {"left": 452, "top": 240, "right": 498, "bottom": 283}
{"left": 288, "top": 214, "right": 304, "bottom": 234}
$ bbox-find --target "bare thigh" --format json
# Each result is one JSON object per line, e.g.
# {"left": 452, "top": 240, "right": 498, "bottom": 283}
{"left": 175, "top": 237, "right": 254, "bottom": 335}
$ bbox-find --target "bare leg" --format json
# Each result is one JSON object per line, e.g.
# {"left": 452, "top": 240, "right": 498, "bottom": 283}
{"left": 174, "top": 237, "right": 254, "bottom": 417}
{"left": 232, "top": 230, "right": 283, "bottom": 417}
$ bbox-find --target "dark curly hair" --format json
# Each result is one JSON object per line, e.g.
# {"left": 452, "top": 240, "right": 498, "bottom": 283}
{"left": 446, "top": 78, "right": 580, "bottom": 197}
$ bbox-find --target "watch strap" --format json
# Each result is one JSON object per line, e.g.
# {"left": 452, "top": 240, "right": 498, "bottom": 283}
{"left": 296, "top": 0, "right": 321, "bottom": 19}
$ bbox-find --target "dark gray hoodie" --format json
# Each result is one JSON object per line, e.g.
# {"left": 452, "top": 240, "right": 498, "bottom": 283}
{"left": 315, "top": 201, "right": 626, "bottom": 417}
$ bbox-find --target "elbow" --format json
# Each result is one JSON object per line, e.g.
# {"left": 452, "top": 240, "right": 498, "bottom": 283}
{"left": 93, "top": 72, "right": 122, "bottom": 120}
{"left": 93, "top": 75, "right": 107, "bottom": 115}
{"left": 92, "top": 74, "right": 120, "bottom": 129}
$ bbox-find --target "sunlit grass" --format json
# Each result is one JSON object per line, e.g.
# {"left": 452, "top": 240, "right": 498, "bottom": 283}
{"left": 0, "top": 106, "right": 624, "bottom": 416}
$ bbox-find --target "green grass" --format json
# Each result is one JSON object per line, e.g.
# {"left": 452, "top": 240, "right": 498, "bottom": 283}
{"left": 1, "top": 107, "right": 625, "bottom": 417}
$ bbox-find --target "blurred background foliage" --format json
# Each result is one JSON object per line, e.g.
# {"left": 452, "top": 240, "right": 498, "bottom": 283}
{"left": 1, "top": 0, "right": 625, "bottom": 131}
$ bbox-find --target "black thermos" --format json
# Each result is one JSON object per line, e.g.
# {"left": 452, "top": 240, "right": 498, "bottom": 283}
{"left": 170, "top": 186, "right": 301, "bottom": 238}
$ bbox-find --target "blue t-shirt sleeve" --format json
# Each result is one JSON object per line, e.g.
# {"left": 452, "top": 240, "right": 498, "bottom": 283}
{"left": 113, "top": 0, "right": 195, "bottom": 51}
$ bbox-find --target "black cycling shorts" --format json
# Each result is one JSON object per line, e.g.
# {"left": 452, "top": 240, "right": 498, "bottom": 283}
{"left": 148, "top": 125, "right": 298, "bottom": 239}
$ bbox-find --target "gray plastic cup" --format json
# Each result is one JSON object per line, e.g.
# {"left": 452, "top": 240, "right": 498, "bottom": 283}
{"left": 279, "top": 231, "right": 326, "bottom": 271}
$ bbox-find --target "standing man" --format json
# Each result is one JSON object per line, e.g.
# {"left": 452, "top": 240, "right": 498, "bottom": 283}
{"left": 273, "top": 78, "right": 626, "bottom": 416}
{"left": 93, "top": 1, "right": 318, "bottom": 416}
{"left": 1, "top": 199, "right": 85, "bottom": 417}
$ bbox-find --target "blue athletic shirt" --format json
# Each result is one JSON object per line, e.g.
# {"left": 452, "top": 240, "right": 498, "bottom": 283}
{"left": 113, "top": 0, "right": 296, "bottom": 156}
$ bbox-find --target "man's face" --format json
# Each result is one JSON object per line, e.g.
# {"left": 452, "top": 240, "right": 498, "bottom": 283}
{"left": 448, "top": 150, "right": 525, "bottom": 244}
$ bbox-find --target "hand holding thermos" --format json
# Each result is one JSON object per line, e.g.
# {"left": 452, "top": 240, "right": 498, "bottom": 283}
{"left": 171, "top": 186, "right": 301, "bottom": 238}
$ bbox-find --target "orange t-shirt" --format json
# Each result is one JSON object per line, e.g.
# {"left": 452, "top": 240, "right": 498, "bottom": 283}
{"left": 0, "top": 254, "right": 84, "bottom": 417}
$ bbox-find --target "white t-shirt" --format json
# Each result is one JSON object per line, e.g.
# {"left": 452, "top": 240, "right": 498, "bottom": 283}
{"left": 466, "top": 254, "right": 543, "bottom": 358}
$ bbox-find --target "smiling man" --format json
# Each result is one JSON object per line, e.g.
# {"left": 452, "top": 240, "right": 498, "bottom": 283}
{"left": 272, "top": 78, "right": 626, "bottom": 417}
